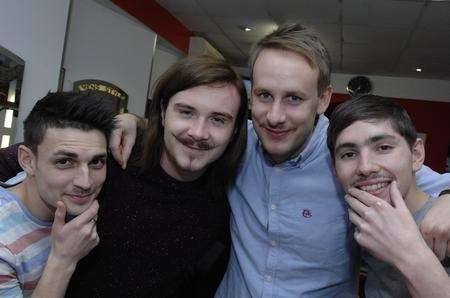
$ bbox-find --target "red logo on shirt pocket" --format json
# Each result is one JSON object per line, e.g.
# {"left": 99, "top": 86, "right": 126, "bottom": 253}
{"left": 302, "top": 209, "right": 312, "bottom": 218}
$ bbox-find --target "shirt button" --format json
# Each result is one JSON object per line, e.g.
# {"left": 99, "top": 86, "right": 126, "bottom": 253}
{"left": 270, "top": 240, "right": 277, "bottom": 247}
{"left": 270, "top": 204, "right": 277, "bottom": 210}
{"left": 265, "top": 275, "right": 272, "bottom": 282}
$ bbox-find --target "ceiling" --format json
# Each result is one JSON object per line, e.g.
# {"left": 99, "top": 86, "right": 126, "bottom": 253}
{"left": 155, "top": 0, "right": 450, "bottom": 80}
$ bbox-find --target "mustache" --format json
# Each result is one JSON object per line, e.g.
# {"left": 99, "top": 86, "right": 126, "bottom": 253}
{"left": 176, "top": 135, "right": 213, "bottom": 150}
{"left": 70, "top": 188, "right": 93, "bottom": 196}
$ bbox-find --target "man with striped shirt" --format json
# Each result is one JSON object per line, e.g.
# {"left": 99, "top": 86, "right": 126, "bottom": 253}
{"left": 0, "top": 92, "right": 115, "bottom": 297}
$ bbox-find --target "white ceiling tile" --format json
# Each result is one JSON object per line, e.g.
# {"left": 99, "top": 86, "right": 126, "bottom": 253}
{"left": 344, "top": 25, "right": 409, "bottom": 47}
{"left": 197, "top": 0, "right": 268, "bottom": 18}
{"left": 368, "top": 0, "right": 424, "bottom": 27}
{"left": 343, "top": 0, "right": 370, "bottom": 25}
{"left": 409, "top": 29, "right": 450, "bottom": 48}
{"left": 213, "top": 17, "right": 278, "bottom": 40}
{"left": 203, "top": 33, "right": 241, "bottom": 50}
{"left": 268, "top": 0, "right": 341, "bottom": 24}
{"left": 174, "top": 14, "right": 222, "bottom": 34}
{"left": 156, "top": 0, "right": 203, "bottom": 15}
{"left": 401, "top": 48, "right": 450, "bottom": 64}
{"left": 418, "top": 2, "right": 450, "bottom": 29}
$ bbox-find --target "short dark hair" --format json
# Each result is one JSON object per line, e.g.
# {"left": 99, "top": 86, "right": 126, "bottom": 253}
{"left": 140, "top": 55, "right": 248, "bottom": 200}
{"left": 249, "top": 23, "right": 331, "bottom": 97}
{"left": 327, "top": 95, "right": 417, "bottom": 160}
{"left": 24, "top": 91, "right": 117, "bottom": 153}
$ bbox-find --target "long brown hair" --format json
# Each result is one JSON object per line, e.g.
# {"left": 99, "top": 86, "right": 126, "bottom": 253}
{"left": 140, "top": 55, "right": 248, "bottom": 200}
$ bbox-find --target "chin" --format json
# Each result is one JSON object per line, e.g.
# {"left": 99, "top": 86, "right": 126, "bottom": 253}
{"left": 65, "top": 201, "right": 94, "bottom": 216}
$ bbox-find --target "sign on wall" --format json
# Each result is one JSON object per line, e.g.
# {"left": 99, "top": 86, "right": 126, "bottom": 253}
{"left": 73, "top": 79, "right": 128, "bottom": 113}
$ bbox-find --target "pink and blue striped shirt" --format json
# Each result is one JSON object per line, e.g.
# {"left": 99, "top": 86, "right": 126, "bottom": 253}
{"left": 0, "top": 186, "right": 52, "bottom": 297}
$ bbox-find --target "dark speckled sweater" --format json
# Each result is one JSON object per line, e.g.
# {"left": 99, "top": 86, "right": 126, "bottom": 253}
{"left": 0, "top": 144, "right": 230, "bottom": 297}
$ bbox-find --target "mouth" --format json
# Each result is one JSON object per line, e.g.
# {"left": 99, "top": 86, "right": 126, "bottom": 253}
{"left": 262, "top": 126, "right": 290, "bottom": 140}
{"left": 66, "top": 193, "right": 93, "bottom": 205}
{"left": 353, "top": 179, "right": 393, "bottom": 197}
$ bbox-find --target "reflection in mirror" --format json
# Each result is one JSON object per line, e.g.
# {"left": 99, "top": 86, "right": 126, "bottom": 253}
{"left": 0, "top": 46, "right": 24, "bottom": 148}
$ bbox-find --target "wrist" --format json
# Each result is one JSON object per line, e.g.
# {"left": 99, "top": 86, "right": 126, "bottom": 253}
{"left": 46, "top": 253, "right": 77, "bottom": 275}
{"left": 396, "top": 240, "right": 436, "bottom": 280}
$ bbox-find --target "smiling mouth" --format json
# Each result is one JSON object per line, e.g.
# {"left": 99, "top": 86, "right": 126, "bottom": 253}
{"left": 263, "top": 127, "right": 289, "bottom": 139}
{"left": 67, "top": 194, "right": 93, "bottom": 204}
{"left": 357, "top": 182, "right": 390, "bottom": 193}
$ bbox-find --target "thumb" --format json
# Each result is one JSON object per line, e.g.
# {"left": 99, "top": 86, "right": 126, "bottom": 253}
{"left": 390, "top": 181, "right": 406, "bottom": 210}
{"left": 52, "top": 201, "right": 66, "bottom": 231}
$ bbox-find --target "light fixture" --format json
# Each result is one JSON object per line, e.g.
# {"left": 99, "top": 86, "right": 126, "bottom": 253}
{"left": 241, "top": 26, "right": 252, "bottom": 32}
{"left": 1, "top": 135, "right": 10, "bottom": 148}
{"left": 415, "top": 67, "right": 422, "bottom": 72}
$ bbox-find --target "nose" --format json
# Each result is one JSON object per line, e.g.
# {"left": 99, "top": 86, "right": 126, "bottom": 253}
{"left": 73, "top": 165, "right": 92, "bottom": 191}
{"left": 357, "top": 151, "right": 379, "bottom": 177}
{"left": 187, "top": 119, "right": 209, "bottom": 141}
{"left": 266, "top": 100, "right": 286, "bottom": 127}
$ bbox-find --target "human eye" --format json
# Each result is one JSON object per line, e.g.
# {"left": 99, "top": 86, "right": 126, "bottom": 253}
{"left": 90, "top": 157, "right": 106, "bottom": 169}
{"left": 255, "top": 91, "right": 272, "bottom": 102}
{"left": 211, "top": 116, "right": 228, "bottom": 127}
{"left": 377, "top": 144, "right": 394, "bottom": 153}
{"left": 286, "top": 95, "right": 303, "bottom": 104}
{"left": 339, "top": 151, "right": 356, "bottom": 160}
{"left": 178, "top": 108, "right": 194, "bottom": 117}
{"left": 55, "top": 158, "right": 74, "bottom": 169}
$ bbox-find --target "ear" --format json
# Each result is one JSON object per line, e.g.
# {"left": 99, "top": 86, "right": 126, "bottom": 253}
{"left": 412, "top": 137, "right": 425, "bottom": 172}
{"left": 18, "top": 145, "right": 37, "bottom": 176}
{"left": 316, "top": 85, "right": 332, "bottom": 115}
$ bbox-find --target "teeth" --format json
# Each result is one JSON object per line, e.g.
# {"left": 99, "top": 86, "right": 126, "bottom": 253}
{"left": 359, "top": 182, "right": 388, "bottom": 192}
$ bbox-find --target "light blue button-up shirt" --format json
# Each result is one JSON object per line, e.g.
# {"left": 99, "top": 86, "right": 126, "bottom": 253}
{"left": 217, "top": 115, "right": 450, "bottom": 297}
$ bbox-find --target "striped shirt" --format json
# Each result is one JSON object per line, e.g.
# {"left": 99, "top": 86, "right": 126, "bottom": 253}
{"left": 0, "top": 186, "right": 52, "bottom": 297}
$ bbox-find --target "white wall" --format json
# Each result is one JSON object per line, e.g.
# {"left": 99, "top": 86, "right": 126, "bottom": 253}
{"left": 0, "top": 0, "right": 71, "bottom": 142}
{"left": 331, "top": 73, "right": 450, "bottom": 102}
{"left": 149, "top": 38, "right": 184, "bottom": 97}
{"left": 63, "top": 0, "right": 157, "bottom": 115}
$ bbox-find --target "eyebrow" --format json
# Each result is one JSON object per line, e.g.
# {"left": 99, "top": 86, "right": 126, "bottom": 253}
{"left": 335, "top": 134, "right": 398, "bottom": 153}
{"left": 174, "top": 103, "right": 234, "bottom": 120}
{"left": 252, "top": 87, "right": 308, "bottom": 99}
{"left": 53, "top": 150, "right": 107, "bottom": 160}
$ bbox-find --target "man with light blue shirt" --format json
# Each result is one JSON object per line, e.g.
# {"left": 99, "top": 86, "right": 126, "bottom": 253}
{"left": 215, "top": 23, "right": 450, "bottom": 297}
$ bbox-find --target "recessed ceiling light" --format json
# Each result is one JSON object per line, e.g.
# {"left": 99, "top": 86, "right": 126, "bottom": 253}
{"left": 243, "top": 27, "right": 252, "bottom": 32}
{"left": 415, "top": 67, "right": 422, "bottom": 72}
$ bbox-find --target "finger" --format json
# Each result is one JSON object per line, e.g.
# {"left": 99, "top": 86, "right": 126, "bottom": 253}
{"left": 446, "top": 242, "right": 450, "bottom": 257}
{"left": 52, "top": 201, "right": 67, "bottom": 232}
{"left": 348, "top": 208, "right": 366, "bottom": 230}
{"left": 433, "top": 238, "right": 447, "bottom": 261}
{"left": 389, "top": 181, "right": 407, "bottom": 211}
{"left": 109, "top": 127, "right": 124, "bottom": 167}
{"left": 71, "top": 200, "right": 100, "bottom": 226}
{"left": 120, "top": 132, "right": 136, "bottom": 169}
{"left": 346, "top": 194, "right": 370, "bottom": 218}
{"left": 348, "top": 187, "right": 379, "bottom": 207}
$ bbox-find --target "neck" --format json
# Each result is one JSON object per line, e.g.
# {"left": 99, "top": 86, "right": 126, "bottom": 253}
{"left": 9, "top": 177, "right": 54, "bottom": 221}
{"left": 404, "top": 184, "right": 429, "bottom": 214}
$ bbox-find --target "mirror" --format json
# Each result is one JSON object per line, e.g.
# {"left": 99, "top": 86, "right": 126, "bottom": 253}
{"left": 0, "top": 45, "right": 24, "bottom": 148}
